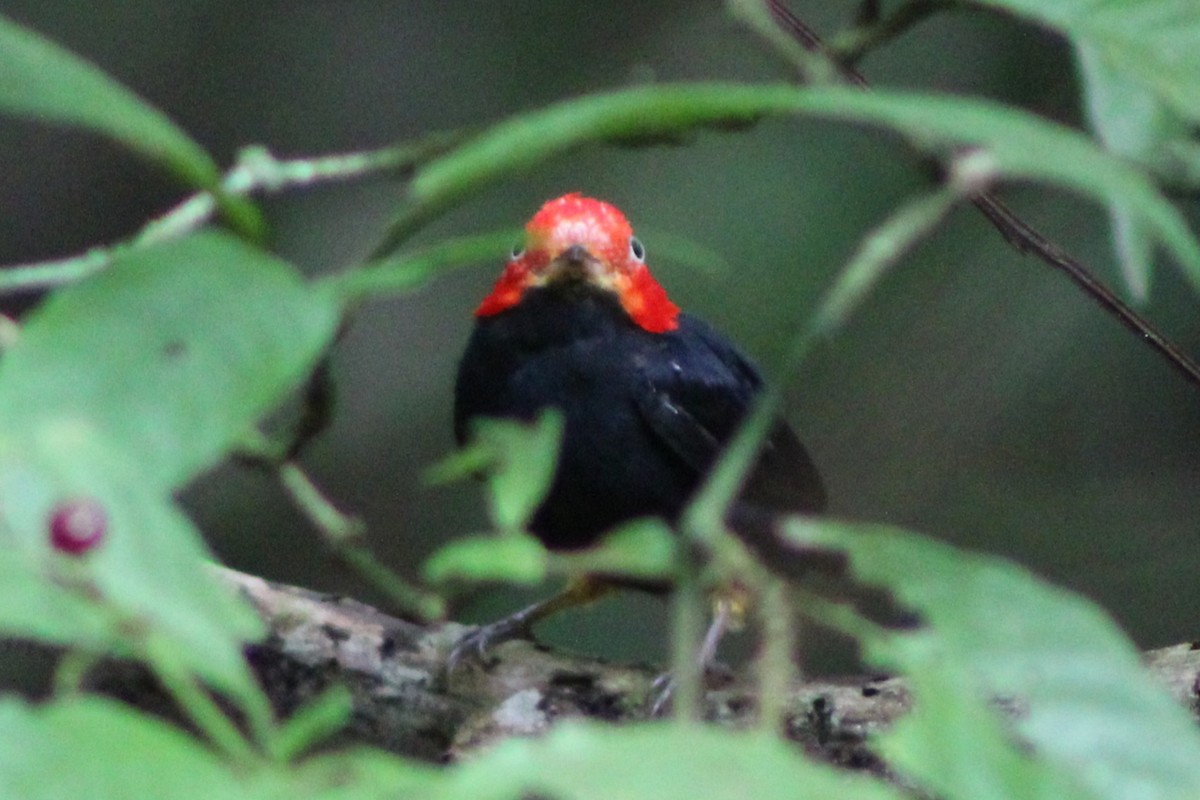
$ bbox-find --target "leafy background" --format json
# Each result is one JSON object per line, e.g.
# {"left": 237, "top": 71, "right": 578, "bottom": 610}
{"left": 1, "top": 0, "right": 1198, "bottom": 684}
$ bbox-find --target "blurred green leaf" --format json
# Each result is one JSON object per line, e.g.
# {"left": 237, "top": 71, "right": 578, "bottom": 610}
{"left": 291, "top": 748, "right": 443, "bottom": 799}
{"left": 553, "top": 518, "right": 679, "bottom": 581}
{"left": 329, "top": 229, "right": 520, "bottom": 301}
{"left": 1075, "top": 40, "right": 1197, "bottom": 298}
{"left": 0, "top": 696, "right": 441, "bottom": 800}
{"left": 0, "top": 13, "right": 215, "bottom": 186}
{"left": 0, "top": 696, "right": 244, "bottom": 800}
{"left": 0, "top": 545, "right": 114, "bottom": 649}
{"left": 786, "top": 519, "right": 1200, "bottom": 800}
{"left": 449, "top": 410, "right": 563, "bottom": 533}
{"left": 881, "top": 654, "right": 1090, "bottom": 800}
{"left": 272, "top": 685, "right": 353, "bottom": 762}
{"left": 386, "top": 84, "right": 1200, "bottom": 289}
{"left": 0, "top": 433, "right": 264, "bottom": 707}
{"left": 973, "top": 0, "right": 1200, "bottom": 124}
{"left": 0, "top": 231, "right": 340, "bottom": 493}
{"left": 0, "top": 14, "right": 261, "bottom": 236}
{"left": 432, "top": 721, "right": 903, "bottom": 800}
{"left": 423, "top": 533, "right": 548, "bottom": 586}
{"left": 0, "top": 230, "right": 337, "bottom": 712}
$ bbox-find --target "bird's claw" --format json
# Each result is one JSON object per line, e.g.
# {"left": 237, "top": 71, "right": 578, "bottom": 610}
{"left": 443, "top": 615, "right": 534, "bottom": 680}
{"left": 646, "top": 661, "right": 735, "bottom": 718}
{"left": 648, "top": 672, "right": 675, "bottom": 717}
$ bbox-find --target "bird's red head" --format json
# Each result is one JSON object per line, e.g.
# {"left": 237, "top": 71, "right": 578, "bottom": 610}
{"left": 475, "top": 193, "right": 680, "bottom": 333}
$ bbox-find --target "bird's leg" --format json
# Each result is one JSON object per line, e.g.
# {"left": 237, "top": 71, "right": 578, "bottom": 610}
{"left": 444, "top": 577, "right": 613, "bottom": 676}
{"left": 649, "top": 595, "right": 741, "bottom": 716}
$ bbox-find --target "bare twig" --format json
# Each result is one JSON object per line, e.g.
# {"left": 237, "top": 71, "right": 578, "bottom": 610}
{"left": 0, "top": 133, "right": 462, "bottom": 297}
{"left": 760, "top": 0, "right": 1200, "bottom": 390}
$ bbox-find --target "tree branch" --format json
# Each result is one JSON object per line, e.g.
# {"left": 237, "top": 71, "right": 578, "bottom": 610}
{"left": 84, "top": 568, "right": 1200, "bottom": 772}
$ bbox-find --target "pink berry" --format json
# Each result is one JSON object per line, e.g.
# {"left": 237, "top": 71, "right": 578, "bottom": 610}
{"left": 49, "top": 498, "right": 106, "bottom": 555}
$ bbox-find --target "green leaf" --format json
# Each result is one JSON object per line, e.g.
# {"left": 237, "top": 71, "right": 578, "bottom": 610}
{"left": 433, "top": 721, "right": 904, "bottom": 800}
{"left": 387, "top": 84, "right": 1200, "bottom": 288}
{"left": 272, "top": 685, "right": 353, "bottom": 762}
{"left": 423, "top": 533, "right": 548, "bottom": 586}
{"left": 0, "top": 14, "right": 263, "bottom": 237}
{"left": 0, "top": 432, "right": 264, "bottom": 705}
{"left": 785, "top": 519, "right": 1200, "bottom": 800}
{"left": 291, "top": 748, "right": 443, "bottom": 799}
{"left": 0, "top": 696, "right": 244, "bottom": 800}
{"left": 0, "top": 13, "right": 218, "bottom": 187}
{"left": 0, "top": 696, "right": 441, "bottom": 800}
{"left": 451, "top": 410, "right": 563, "bottom": 533}
{"left": 1075, "top": 39, "right": 1197, "bottom": 298}
{"left": 881, "top": 653, "right": 1090, "bottom": 800}
{"left": 0, "top": 231, "right": 336, "bottom": 710}
{"left": 328, "top": 229, "right": 520, "bottom": 301}
{"left": 0, "top": 231, "right": 341, "bottom": 493}
{"left": 553, "top": 518, "right": 679, "bottom": 581}
{"left": 0, "top": 545, "right": 114, "bottom": 649}
{"left": 972, "top": 0, "right": 1200, "bottom": 124}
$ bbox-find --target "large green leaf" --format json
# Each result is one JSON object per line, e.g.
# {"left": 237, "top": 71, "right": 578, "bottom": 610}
{"left": 972, "top": 0, "right": 1200, "bottom": 124}
{"left": 0, "top": 432, "right": 264, "bottom": 702}
{"left": 0, "top": 231, "right": 340, "bottom": 493}
{"left": 392, "top": 84, "right": 1200, "bottom": 288}
{"left": 0, "top": 230, "right": 338, "bottom": 703}
{"left": 0, "top": 545, "right": 114, "bottom": 650}
{"left": 432, "top": 721, "right": 904, "bottom": 800}
{"left": 0, "top": 697, "right": 243, "bottom": 800}
{"left": 785, "top": 520, "right": 1200, "bottom": 800}
{"left": 0, "top": 696, "right": 440, "bottom": 800}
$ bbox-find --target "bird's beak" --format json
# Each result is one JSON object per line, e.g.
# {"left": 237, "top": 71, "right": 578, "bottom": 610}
{"left": 545, "top": 243, "right": 603, "bottom": 284}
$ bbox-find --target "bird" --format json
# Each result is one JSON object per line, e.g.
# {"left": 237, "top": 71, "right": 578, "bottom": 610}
{"left": 451, "top": 192, "right": 827, "bottom": 665}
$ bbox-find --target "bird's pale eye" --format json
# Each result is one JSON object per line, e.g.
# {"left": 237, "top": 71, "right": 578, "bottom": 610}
{"left": 510, "top": 241, "right": 526, "bottom": 260}
{"left": 629, "top": 236, "right": 646, "bottom": 263}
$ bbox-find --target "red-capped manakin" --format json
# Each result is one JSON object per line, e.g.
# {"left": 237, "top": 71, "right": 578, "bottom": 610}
{"left": 452, "top": 193, "right": 826, "bottom": 664}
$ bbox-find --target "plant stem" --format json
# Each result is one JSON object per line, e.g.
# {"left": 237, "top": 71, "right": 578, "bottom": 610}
{"left": 0, "top": 134, "right": 461, "bottom": 297}
{"left": 668, "top": 565, "right": 706, "bottom": 723}
{"left": 757, "top": 578, "right": 795, "bottom": 733}
{"left": 145, "top": 636, "right": 259, "bottom": 765}
{"left": 277, "top": 462, "right": 445, "bottom": 620}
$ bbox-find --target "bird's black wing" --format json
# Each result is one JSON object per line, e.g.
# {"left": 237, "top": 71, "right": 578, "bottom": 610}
{"left": 634, "top": 314, "right": 826, "bottom": 515}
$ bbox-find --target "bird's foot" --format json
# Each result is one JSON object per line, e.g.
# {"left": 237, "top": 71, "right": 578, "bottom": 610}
{"left": 647, "top": 661, "right": 736, "bottom": 717}
{"left": 648, "top": 672, "right": 675, "bottom": 717}
{"left": 443, "top": 613, "right": 535, "bottom": 679}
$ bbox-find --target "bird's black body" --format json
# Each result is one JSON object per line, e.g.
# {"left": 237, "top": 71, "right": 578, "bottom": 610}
{"left": 455, "top": 281, "right": 826, "bottom": 552}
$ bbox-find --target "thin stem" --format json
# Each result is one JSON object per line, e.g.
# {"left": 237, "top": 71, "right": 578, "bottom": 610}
{"left": 668, "top": 565, "right": 706, "bottom": 723}
{"left": 278, "top": 462, "right": 445, "bottom": 620}
{"left": 145, "top": 636, "right": 259, "bottom": 764}
{"left": 0, "top": 133, "right": 462, "bottom": 297}
{"left": 688, "top": 182, "right": 965, "bottom": 537}
{"left": 756, "top": 578, "right": 795, "bottom": 733}
{"left": 726, "top": 0, "right": 839, "bottom": 85}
